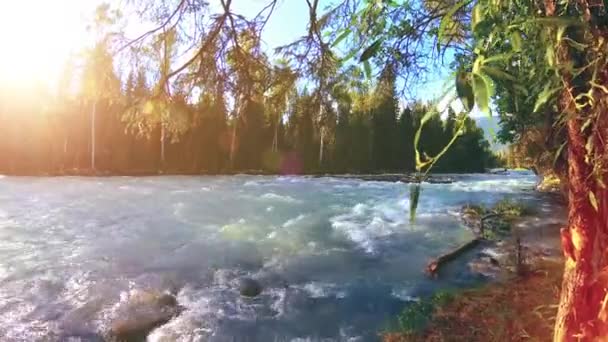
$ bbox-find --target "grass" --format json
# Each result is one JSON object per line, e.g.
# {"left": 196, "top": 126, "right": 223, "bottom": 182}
{"left": 462, "top": 199, "right": 531, "bottom": 219}
{"left": 395, "top": 291, "right": 456, "bottom": 334}
{"left": 493, "top": 198, "right": 532, "bottom": 218}
{"left": 384, "top": 259, "right": 563, "bottom": 342}
{"left": 537, "top": 174, "right": 562, "bottom": 193}
{"left": 462, "top": 199, "right": 532, "bottom": 240}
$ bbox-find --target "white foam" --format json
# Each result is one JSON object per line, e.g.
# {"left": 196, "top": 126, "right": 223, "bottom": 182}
{"left": 334, "top": 184, "right": 354, "bottom": 189}
{"left": 261, "top": 193, "right": 301, "bottom": 203}
{"left": 391, "top": 287, "right": 420, "bottom": 302}
{"left": 283, "top": 214, "right": 307, "bottom": 228}
{"left": 357, "top": 181, "right": 387, "bottom": 189}
{"left": 296, "top": 281, "right": 345, "bottom": 298}
{"left": 172, "top": 190, "right": 193, "bottom": 194}
{"left": 331, "top": 219, "right": 375, "bottom": 253}
{"left": 352, "top": 203, "right": 367, "bottom": 215}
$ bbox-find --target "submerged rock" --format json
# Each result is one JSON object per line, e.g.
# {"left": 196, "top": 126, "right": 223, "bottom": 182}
{"left": 239, "top": 278, "right": 263, "bottom": 297}
{"left": 108, "top": 290, "right": 182, "bottom": 342}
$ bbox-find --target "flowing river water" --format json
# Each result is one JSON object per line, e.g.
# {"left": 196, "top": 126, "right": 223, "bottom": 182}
{"left": 0, "top": 172, "right": 540, "bottom": 341}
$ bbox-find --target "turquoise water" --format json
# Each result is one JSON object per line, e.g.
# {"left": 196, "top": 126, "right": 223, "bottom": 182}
{"left": 0, "top": 172, "right": 538, "bottom": 341}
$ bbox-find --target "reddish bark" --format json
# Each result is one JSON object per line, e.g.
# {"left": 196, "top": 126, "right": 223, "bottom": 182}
{"left": 554, "top": 115, "right": 608, "bottom": 341}
{"left": 547, "top": 1, "right": 608, "bottom": 339}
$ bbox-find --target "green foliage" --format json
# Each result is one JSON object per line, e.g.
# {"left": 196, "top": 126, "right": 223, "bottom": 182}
{"left": 359, "top": 39, "right": 382, "bottom": 62}
{"left": 456, "top": 71, "right": 475, "bottom": 112}
{"left": 494, "top": 198, "right": 530, "bottom": 218}
{"left": 397, "top": 291, "right": 455, "bottom": 333}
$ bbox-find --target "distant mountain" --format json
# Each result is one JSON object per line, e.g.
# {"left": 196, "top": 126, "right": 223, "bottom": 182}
{"left": 474, "top": 116, "right": 507, "bottom": 152}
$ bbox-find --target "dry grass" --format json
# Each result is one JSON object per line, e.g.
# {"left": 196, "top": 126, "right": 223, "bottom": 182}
{"left": 385, "top": 259, "right": 564, "bottom": 342}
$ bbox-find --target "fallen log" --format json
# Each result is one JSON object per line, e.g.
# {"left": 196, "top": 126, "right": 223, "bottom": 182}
{"left": 426, "top": 238, "right": 482, "bottom": 277}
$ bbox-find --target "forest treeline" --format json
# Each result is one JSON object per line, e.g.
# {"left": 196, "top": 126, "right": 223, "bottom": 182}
{"left": 0, "top": 48, "right": 497, "bottom": 176}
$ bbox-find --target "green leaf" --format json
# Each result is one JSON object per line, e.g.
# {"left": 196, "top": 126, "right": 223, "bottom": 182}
{"left": 359, "top": 39, "right": 382, "bottom": 62}
{"left": 363, "top": 60, "right": 372, "bottom": 79}
{"left": 511, "top": 31, "right": 522, "bottom": 52}
{"left": 472, "top": 55, "right": 484, "bottom": 74}
{"left": 456, "top": 71, "right": 475, "bottom": 112}
{"left": 533, "top": 85, "right": 562, "bottom": 112}
{"left": 528, "top": 17, "right": 584, "bottom": 27}
{"left": 481, "top": 66, "right": 517, "bottom": 82}
{"left": 332, "top": 29, "right": 351, "bottom": 48}
{"left": 563, "top": 37, "right": 588, "bottom": 51}
{"left": 341, "top": 48, "right": 358, "bottom": 62}
{"left": 437, "top": 0, "right": 468, "bottom": 52}
{"left": 472, "top": 72, "right": 494, "bottom": 114}
{"left": 589, "top": 192, "right": 599, "bottom": 212}
{"left": 513, "top": 84, "right": 529, "bottom": 96}
{"left": 482, "top": 53, "right": 512, "bottom": 65}
{"left": 471, "top": 4, "right": 483, "bottom": 30}
{"left": 581, "top": 118, "right": 593, "bottom": 133}
{"left": 546, "top": 46, "right": 555, "bottom": 66}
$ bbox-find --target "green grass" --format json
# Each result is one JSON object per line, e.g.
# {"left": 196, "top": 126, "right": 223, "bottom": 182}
{"left": 397, "top": 290, "right": 455, "bottom": 334}
{"left": 493, "top": 198, "right": 531, "bottom": 218}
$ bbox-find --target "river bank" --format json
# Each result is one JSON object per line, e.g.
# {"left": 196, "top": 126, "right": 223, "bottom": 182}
{"left": 385, "top": 192, "right": 566, "bottom": 341}
{"left": 0, "top": 169, "right": 508, "bottom": 184}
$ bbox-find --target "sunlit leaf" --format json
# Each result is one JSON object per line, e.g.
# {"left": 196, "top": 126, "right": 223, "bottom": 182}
{"left": 472, "top": 72, "right": 494, "bottom": 114}
{"left": 546, "top": 46, "right": 555, "bottom": 66}
{"left": 471, "top": 4, "right": 483, "bottom": 30}
{"left": 589, "top": 192, "right": 599, "bottom": 212}
{"left": 481, "top": 66, "right": 517, "bottom": 82}
{"left": 511, "top": 31, "right": 522, "bottom": 52}
{"left": 437, "top": 0, "right": 468, "bottom": 52}
{"left": 332, "top": 29, "right": 351, "bottom": 48}
{"left": 581, "top": 118, "right": 593, "bottom": 133}
{"left": 482, "top": 53, "right": 512, "bottom": 64}
{"left": 472, "top": 55, "right": 484, "bottom": 73}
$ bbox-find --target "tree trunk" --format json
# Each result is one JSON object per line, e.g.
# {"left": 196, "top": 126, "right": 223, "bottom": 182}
{"left": 91, "top": 100, "right": 96, "bottom": 171}
{"left": 160, "top": 122, "right": 166, "bottom": 172}
{"left": 229, "top": 119, "right": 237, "bottom": 170}
{"left": 318, "top": 126, "right": 324, "bottom": 168}
{"left": 554, "top": 115, "right": 608, "bottom": 341}
{"left": 63, "top": 135, "right": 68, "bottom": 172}
{"left": 547, "top": 1, "right": 608, "bottom": 339}
{"left": 272, "top": 117, "right": 279, "bottom": 153}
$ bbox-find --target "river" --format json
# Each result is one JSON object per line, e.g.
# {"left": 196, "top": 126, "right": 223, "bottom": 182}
{"left": 0, "top": 172, "right": 539, "bottom": 341}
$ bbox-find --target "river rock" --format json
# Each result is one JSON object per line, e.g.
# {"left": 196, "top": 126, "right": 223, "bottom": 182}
{"left": 108, "top": 290, "right": 182, "bottom": 341}
{"left": 239, "top": 277, "right": 263, "bottom": 297}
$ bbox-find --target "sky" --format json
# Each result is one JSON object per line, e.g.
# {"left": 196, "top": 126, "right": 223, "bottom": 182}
{"left": 0, "top": 0, "right": 319, "bottom": 89}
{"left": 0, "top": 0, "right": 93, "bottom": 88}
{"left": 0, "top": 0, "right": 481, "bottom": 116}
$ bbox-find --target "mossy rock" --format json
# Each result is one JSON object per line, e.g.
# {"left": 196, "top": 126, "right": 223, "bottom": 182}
{"left": 108, "top": 291, "right": 182, "bottom": 342}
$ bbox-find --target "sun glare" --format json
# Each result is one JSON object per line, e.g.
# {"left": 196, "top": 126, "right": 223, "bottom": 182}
{"left": 0, "top": 0, "right": 93, "bottom": 89}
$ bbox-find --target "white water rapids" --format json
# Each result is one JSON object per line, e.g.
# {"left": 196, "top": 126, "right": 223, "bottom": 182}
{"left": 0, "top": 172, "right": 539, "bottom": 341}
